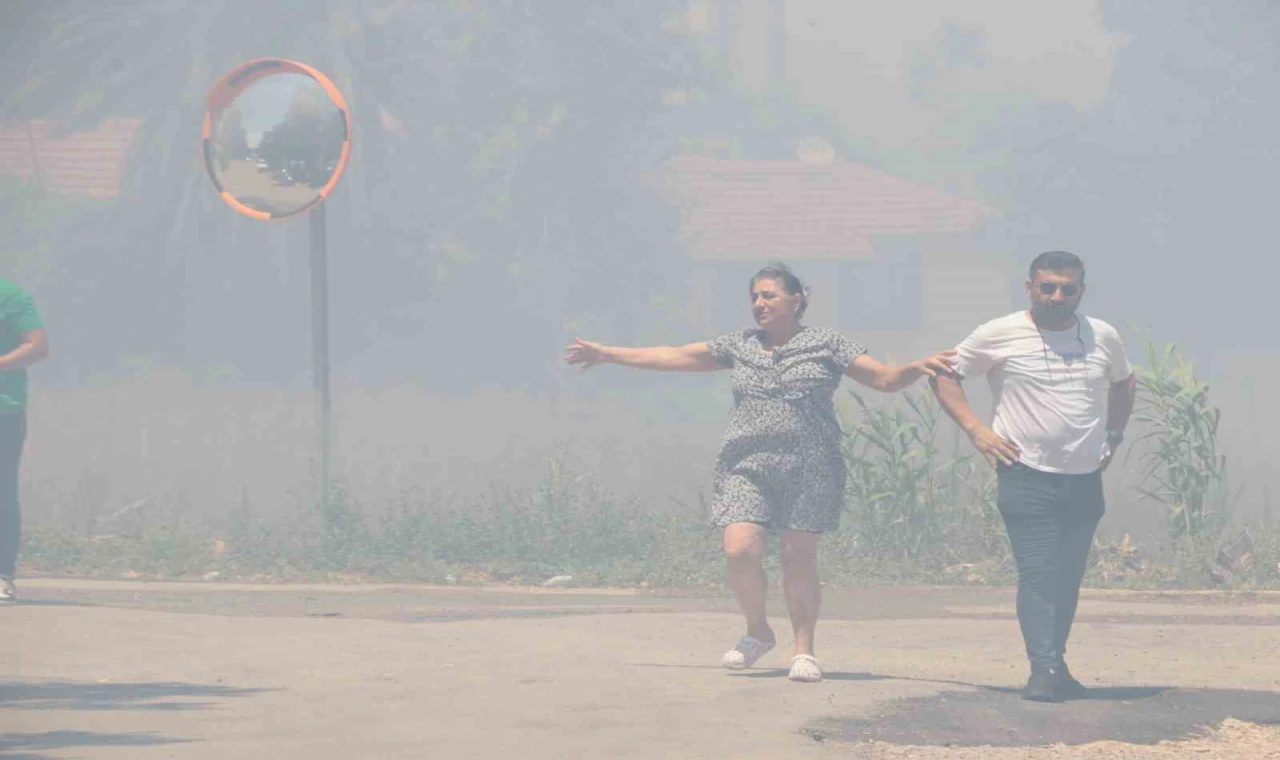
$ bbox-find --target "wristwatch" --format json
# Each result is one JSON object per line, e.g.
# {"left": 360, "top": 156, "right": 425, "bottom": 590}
{"left": 1106, "top": 429, "right": 1124, "bottom": 448}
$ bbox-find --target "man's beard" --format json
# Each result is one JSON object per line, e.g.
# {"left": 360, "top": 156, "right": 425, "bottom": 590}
{"left": 1031, "top": 301, "right": 1076, "bottom": 324}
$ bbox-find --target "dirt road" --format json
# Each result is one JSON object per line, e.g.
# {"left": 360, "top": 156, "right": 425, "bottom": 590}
{"left": 4, "top": 580, "right": 1279, "bottom": 758}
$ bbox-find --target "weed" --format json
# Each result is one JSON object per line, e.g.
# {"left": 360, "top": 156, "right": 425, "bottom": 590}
{"left": 1131, "top": 342, "right": 1233, "bottom": 539}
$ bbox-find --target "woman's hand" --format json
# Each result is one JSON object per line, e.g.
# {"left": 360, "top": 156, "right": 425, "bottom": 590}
{"left": 913, "top": 349, "right": 958, "bottom": 378}
{"left": 564, "top": 338, "right": 608, "bottom": 372}
{"left": 847, "top": 349, "right": 958, "bottom": 392}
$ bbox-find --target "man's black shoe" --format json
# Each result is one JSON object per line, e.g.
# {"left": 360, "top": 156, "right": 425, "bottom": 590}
{"left": 1023, "top": 668, "right": 1063, "bottom": 702}
{"left": 1058, "top": 663, "right": 1088, "bottom": 699}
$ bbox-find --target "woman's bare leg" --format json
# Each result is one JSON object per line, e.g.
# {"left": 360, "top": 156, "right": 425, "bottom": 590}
{"left": 723, "top": 522, "right": 773, "bottom": 642}
{"left": 780, "top": 530, "right": 821, "bottom": 657}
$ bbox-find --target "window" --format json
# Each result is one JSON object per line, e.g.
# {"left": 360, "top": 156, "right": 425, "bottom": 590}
{"left": 836, "top": 250, "right": 923, "bottom": 331}
{"left": 693, "top": 261, "right": 753, "bottom": 335}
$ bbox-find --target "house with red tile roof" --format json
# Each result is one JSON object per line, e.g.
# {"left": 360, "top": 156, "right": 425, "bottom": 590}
{"left": 0, "top": 119, "right": 142, "bottom": 198}
{"left": 663, "top": 150, "right": 1009, "bottom": 358}
{"left": 665, "top": 155, "right": 992, "bottom": 260}
{"left": 0, "top": 117, "right": 1010, "bottom": 356}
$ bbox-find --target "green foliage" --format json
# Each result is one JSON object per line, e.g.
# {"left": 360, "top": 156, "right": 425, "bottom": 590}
{"left": 311, "top": 487, "right": 374, "bottom": 572}
{"left": 19, "top": 441, "right": 1280, "bottom": 589}
{"left": 2, "top": 1, "right": 706, "bottom": 380}
{"left": 0, "top": 176, "right": 105, "bottom": 285}
{"left": 1131, "top": 342, "right": 1232, "bottom": 539}
{"left": 18, "top": 341, "right": 1280, "bottom": 589}
{"left": 23, "top": 459, "right": 724, "bottom": 586}
{"left": 830, "top": 388, "right": 1008, "bottom": 579}
{"left": 840, "top": 389, "right": 947, "bottom": 561}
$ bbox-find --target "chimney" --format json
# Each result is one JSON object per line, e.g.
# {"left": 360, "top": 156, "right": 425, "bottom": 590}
{"left": 796, "top": 137, "right": 836, "bottom": 163}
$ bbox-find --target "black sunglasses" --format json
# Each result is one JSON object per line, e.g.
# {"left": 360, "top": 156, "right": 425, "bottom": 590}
{"left": 1038, "top": 282, "right": 1079, "bottom": 297}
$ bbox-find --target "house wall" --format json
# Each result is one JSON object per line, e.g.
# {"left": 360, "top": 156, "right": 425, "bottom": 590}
{"left": 689, "top": 235, "right": 1015, "bottom": 352}
{"left": 832, "top": 234, "right": 1016, "bottom": 360}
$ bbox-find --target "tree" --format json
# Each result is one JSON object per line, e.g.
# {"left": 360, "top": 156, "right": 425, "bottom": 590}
{"left": 964, "top": 1, "right": 1280, "bottom": 356}
{"left": 2, "top": 1, "right": 705, "bottom": 387}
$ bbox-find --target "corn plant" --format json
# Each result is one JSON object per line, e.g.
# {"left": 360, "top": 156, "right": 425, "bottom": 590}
{"left": 840, "top": 389, "right": 949, "bottom": 562}
{"left": 946, "top": 452, "right": 1010, "bottom": 563}
{"left": 1132, "top": 343, "right": 1231, "bottom": 539}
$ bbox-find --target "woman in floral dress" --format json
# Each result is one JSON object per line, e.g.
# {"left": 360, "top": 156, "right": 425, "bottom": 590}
{"left": 565, "top": 263, "right": 953, "bottom": 682}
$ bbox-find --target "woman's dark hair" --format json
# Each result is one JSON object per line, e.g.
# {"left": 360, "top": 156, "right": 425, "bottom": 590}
{"left": 750, "top": 262, "right": 809, "bottom": 316}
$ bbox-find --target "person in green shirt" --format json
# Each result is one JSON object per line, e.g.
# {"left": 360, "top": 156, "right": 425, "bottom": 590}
{"left": 0, "top": 277, "right": 49, "bottom": 603}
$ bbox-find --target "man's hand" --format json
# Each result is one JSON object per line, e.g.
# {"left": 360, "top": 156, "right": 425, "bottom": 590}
{"left": 1100, "top": 429, "right": 1124, "bottom": 472}
{"left": 970, "top": 426, "right": 1020, "bottom": 469}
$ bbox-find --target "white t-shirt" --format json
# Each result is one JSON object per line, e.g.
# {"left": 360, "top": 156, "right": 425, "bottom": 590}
{"left": 952, "top": 311, "right": 1133, "bottom": 475}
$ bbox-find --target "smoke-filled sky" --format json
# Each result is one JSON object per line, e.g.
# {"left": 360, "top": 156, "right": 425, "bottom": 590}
{"left": 786, "top": 1, "right": 1123, "bottom": 120}
{"left": 3, "top": 1, "right": 1276, "bottom": 531}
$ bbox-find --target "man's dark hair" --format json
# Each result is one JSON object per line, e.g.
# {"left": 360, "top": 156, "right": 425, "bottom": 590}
{"left": 1029, "top": 250, "right": 1085, "bottom": 281}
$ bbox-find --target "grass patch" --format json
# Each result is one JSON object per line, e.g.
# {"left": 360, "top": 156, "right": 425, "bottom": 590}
{"left": 18, "top": 343, "right": 1280, "bottom": 590}
{"left": 21, "top": 460, "right": 726, "bottom": 587}
{"left": 20, "top": 458, "right": 1279, "bottom": 590}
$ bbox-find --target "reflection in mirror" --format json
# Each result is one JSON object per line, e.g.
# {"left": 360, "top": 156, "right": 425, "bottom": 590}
{"left": 207, "top": 73, "right": 347, "bottom": 217}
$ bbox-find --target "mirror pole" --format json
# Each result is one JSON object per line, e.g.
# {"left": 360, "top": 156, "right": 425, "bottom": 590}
{"left": 309, "top": 201, "right": 333, "bottom": 507}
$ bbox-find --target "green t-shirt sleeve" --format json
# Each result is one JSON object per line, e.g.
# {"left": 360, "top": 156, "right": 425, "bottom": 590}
{"left": 5, "top": 289, "right": 42, "bottom": 334}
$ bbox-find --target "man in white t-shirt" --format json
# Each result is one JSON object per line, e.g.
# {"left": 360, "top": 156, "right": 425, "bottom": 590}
{"left": 931, "top": 251, "right": 1136, "bottom": 702}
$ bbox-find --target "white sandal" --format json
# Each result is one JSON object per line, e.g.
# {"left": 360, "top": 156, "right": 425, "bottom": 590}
{"left": 788, "top": 654, "right": 823, "bottom": 683}
{"left": 720, "top": 635, "right": 775, "bottom": 670}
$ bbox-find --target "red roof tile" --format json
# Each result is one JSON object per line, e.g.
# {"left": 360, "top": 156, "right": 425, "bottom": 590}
{"left": 663, "top": 156, "right": 995, "bottom": 260}
{"left": 0, "top": 119, "right": 141, "bottom": 197}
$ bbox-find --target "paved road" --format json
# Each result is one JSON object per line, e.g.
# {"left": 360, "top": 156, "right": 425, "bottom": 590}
{"left": 4, "top": 580, "right": 1279, "bottom": 759}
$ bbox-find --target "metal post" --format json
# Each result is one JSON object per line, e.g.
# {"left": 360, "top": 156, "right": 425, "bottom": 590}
{"left": 308, "top": 201, "right": 332, "bottom": 506}
{"left": 25, "top": 120, "right": 44, "bottom": 191}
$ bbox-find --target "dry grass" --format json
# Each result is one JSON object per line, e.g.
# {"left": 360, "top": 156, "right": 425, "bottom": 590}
{"left": 19, "top": 368, "right": 1280, "bottom": 589}
{"left": 24, "top": 368, "right": 725, "bottom": 534}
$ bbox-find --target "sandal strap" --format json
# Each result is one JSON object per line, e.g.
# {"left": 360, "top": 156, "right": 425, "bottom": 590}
{"left": 736, "top": 636, "right": 774, "bottom": 654}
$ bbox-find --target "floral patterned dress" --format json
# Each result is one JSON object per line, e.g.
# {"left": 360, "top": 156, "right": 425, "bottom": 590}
{"left": 705, "top": 326, "right": 866, "bottom": 533}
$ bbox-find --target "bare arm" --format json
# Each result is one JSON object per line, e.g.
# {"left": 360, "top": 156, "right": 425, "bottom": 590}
{"left": 564, "top": 339, "right": 724, "bottom": 373}
{"left": 930, "top": 374, "right": 983, "bottom": 435}
{"left": 1107, "top": 373, "right": 1137, "bottom": 433}
{"left": 844, "top": 350, "right": 956, "bottom": 392}
{"left": 931, "top": 373, "right": 1020, "bottom": 467}
{"left": 0, "top": 328, "right": 49, "bottom": 371}
{"left": 1099, "top": 373, "right": 1137, "bottom": 471}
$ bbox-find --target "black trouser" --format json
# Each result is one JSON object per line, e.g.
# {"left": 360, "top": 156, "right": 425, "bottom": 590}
{"left": 997, "top": 462, "right": 1104, "bottom": 672}
{"left": 0, "top": 412, "right": 28, "bottom": 579}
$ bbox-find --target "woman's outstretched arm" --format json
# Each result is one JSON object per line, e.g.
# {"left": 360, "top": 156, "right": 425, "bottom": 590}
{"left": 564, "top": 339, "right": 725, "bottom": 372}
{"left": 843, "top": 350, "right": 957, "bottom": 392}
